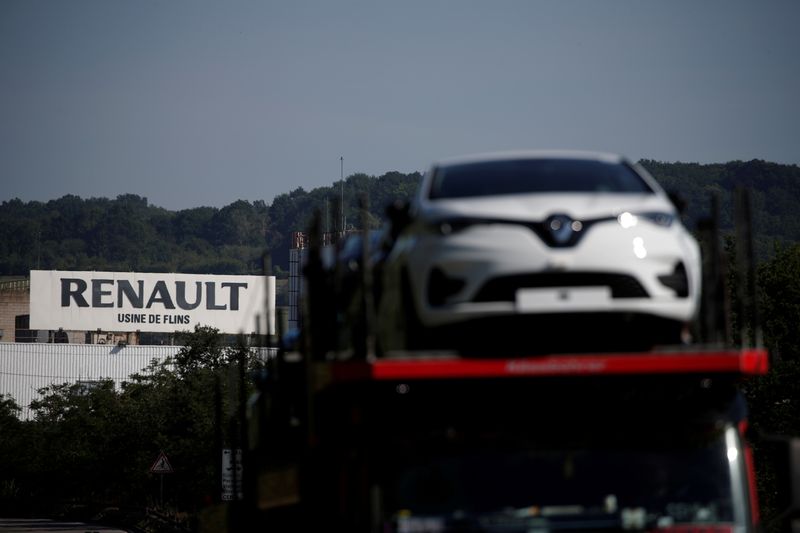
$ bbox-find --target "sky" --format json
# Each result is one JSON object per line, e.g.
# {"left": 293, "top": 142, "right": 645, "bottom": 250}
{"left": 1, "top": 1, "right": 798, "bottom": 211}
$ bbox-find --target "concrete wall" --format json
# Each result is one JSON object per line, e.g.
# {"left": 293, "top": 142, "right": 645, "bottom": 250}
{"left": 0, "top": 280, "right": 30, "bottom": 342}
{"left": 0, "top": 280, "right": 86, "bottom": 343}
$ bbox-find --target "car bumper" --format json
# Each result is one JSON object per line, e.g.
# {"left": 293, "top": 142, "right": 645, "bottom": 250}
{"left": 405, "top": 220, "right": 700, "bottom": 327}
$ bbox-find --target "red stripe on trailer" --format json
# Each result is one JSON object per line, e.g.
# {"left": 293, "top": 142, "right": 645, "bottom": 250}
{"left": 334, "top": 349, "right": 769, "bottom": 381}
{"left": 739, "top": 349, "right": 769, "bottom": 374}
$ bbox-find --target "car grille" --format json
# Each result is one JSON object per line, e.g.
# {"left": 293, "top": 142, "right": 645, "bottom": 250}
{"left": 473, "top": 272, "right": 650, "bottom": 302}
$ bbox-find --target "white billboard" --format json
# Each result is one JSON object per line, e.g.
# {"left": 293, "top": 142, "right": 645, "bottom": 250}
{"left": 30, "top": 270, "right": 275, "bottom": 334}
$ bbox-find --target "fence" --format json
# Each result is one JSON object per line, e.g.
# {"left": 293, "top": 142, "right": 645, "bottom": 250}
{"left": 0, "top": 342, "right": 276, "bottom": 419}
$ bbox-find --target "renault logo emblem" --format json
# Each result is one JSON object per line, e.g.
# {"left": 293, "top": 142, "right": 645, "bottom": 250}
{"left": 546, "top": 214, "right": 582, "bottom": 245}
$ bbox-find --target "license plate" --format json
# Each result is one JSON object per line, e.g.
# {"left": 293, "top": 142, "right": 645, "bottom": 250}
{"left": 516, "top": 287, "right": 611, "bottom": 311}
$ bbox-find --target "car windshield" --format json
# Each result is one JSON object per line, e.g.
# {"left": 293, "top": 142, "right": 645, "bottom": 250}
{"left": 429, "top": 158, "right": 654, "bottom": 199}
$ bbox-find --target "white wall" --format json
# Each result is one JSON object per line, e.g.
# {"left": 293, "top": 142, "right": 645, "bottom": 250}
{"left": 0, "top": 342, "right": 181, "bottom": 419}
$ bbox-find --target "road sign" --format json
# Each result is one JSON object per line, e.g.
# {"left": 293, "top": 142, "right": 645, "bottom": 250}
{"left": 221, "top": 448, "right": 243, "bottom": 501}
{"left": 150, "top": 451, "right": 174, "bottom": 474}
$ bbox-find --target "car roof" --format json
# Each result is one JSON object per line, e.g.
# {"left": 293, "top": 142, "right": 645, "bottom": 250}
{"left": 433, "top": 150, "right": 625, "bottom": 168}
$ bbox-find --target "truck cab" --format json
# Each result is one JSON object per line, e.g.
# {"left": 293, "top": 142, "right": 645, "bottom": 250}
{"left": 249, "top": 349, "right": 770, "bottom": 533}
{"left": 244, "top": 193, "right": 800, "bottom": 532}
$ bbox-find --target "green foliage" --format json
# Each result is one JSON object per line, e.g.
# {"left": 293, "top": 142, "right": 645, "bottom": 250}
{"left": 0, "top": 394, "right": 22, "bottom": 469}
{"left": 0, "top": 394, "right": 20, "bottom": 425}
{"left": 3, "top": 161, "right": 797, "bottom": 276}
{"left": 265, "top": 170, "right": 423, "bottom": 266}
{"left": 0, "top": 395, "right": 27, "bottom": 515}
{"left": 26, "top": 381, "right": 129, "bottom": 504}
{"left": 0, "top": 171, "right": 424, "bottom": 276}
{"left": 758, "top": 244, "right": 800, "bottom": 362}
{"left": 742, "top": 244, "right": 800, "bottom": 528}
{"left": 744, "top": 359, "right": 800, "bottom": 530}
{"left": 0, "top": 327, "right": 259, "bottom": 522}
{"left": 0, "top": 194, "right": 271, "bottom": 276}
{"left": 641, "top": 159, "right": 800, "bottom": 260}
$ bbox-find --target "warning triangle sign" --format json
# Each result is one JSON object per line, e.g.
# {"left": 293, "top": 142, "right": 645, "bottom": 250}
{"left": 150, "top": 451, "right": 174, "bottom": 474}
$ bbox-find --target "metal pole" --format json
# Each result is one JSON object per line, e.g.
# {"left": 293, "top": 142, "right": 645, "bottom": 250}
{"left": 214, "top": 374, "right": 223, "bottom": 503}
{"left": 340, "top": 156, "right": 345, "bottom": 233}
{"left": 359, "top": 193, "right": 375, "bottom": 359}
{"left": 734, "top": 187, "right": 760, "bottom": 348}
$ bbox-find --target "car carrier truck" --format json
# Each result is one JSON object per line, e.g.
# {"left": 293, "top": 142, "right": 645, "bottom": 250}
{"left": 238, "top": 197, "right": 799, "bottom": 532}
{"left": 245, "top": 344, "right": 794, "bottom": 533}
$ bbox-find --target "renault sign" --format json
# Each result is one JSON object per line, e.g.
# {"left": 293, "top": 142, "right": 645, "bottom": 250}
{"left": 30, "top": 270, "right": 276, "bottom": 334}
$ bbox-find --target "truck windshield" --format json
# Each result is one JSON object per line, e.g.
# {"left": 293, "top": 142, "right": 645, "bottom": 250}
{"left": 355, "top": 378, "right": 746, "bottom": 532}
{"left": 386, "top": 430, "right": 735, "bottom": 530}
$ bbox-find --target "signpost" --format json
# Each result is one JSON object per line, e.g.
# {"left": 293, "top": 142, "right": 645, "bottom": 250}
{"left": 150, "top": 451, "right": 174, "bottom": 508}
{"left": 221, "top": 448, "right": 243, "bottom": 501}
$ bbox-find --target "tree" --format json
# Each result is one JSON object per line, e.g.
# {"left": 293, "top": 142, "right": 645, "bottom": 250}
{"left": 0, "top": 327, "right": 260, "bottom": 526}
{"left": 0, "top": 394, "right": 25, "bottom": 515}
{"left": 758, "top": 244, "right": 800, "bottom": 362}
{"left": 742, "top": 243, "right": 800, "bottom": 529}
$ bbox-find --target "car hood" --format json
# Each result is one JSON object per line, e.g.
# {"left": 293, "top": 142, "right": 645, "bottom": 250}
{"left": 419, "top": 193, "right": 673, "bottom": 222}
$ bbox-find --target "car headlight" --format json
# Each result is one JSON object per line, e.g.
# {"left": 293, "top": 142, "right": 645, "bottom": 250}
{"left": 424, "top": 217, "right": 479, "bottom": 235}
{"left": 638, "top": 212, "right": 675, "bottom": 227}
{"left": 617, "top": 211, "right": 674, "bottom": 229}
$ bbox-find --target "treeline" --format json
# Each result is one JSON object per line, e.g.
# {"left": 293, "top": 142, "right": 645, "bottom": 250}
{"left": 0, "top": 194, "right": 270, "bottom": 276}
{"left": 266, "top": 170, "right": 421, "bottom": 268}
{"left": 0, "top": 171, "right": 422, "bottom": 277}
{"left": 641, "top": 159, "right": 800, "bottom": 259}
{"left": 1, "top": 160, "right": 798, "bottom": 276}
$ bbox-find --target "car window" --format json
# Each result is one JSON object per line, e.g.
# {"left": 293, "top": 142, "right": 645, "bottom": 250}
{"left": 429, "top": 159, "right": 655, "bottom": 199}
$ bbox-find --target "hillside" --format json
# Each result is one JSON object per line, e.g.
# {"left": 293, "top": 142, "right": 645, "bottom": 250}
{"left": 642, "top": 159, "right": 800, "bottom": 258}
{"left": 0, "top": 160, "right": 797, "bottom": 276}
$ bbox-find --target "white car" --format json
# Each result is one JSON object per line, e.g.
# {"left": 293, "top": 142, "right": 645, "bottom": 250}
{"left": 377, "top": 150, "right": 701, "bottom": 352}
